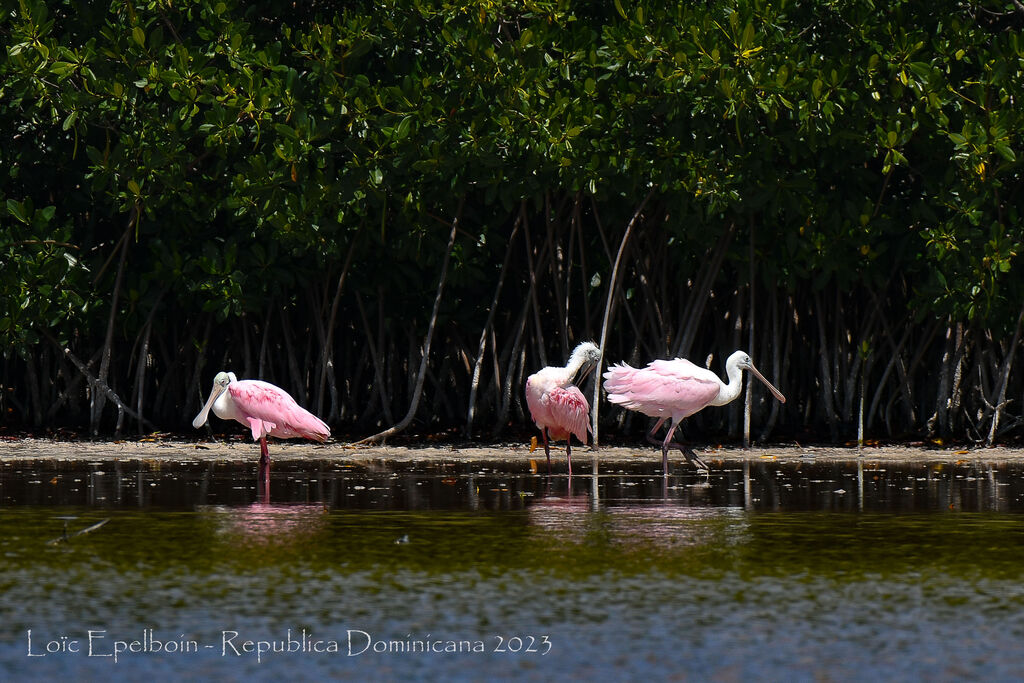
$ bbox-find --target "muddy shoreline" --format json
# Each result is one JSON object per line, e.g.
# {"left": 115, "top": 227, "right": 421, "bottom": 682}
{"left": 0, "top": 437, "right": 1021, "bottom": 465}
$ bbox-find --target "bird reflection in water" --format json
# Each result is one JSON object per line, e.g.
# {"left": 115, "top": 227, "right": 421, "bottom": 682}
{"left": 527, "top": 466, "right": 745, "bottom": 550}
{"left": 201, "top": 503, "right": 329, "bottom": 547}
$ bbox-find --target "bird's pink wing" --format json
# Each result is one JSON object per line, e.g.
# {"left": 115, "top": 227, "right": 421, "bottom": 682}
{"left": 229, "top": 381, "right": 330, "bottom": 442}
{"left": 541, "top": 385, "right": 591, "bottom": 443}
{"left": 604, "top": 359, "right": 720, "bottom": 418}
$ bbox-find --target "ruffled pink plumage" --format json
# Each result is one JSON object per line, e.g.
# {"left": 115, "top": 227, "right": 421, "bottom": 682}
{"left": 604, "top": 358, "right": 721, "bottom": 420}
{"left": 523, "top": 342, "right": 600, "bottom": 475}
{"left": 227, "top": 380, "right": 330, "bottom": 443}
{"left": 526, "top": 381, "right": 590, "bottom": 444}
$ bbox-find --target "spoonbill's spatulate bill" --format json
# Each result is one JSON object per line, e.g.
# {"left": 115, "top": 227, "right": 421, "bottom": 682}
{"left": 193, "top": 372, "right": 330, "bottom": 478}
{"left": 603, "top": 350, "right": 785, "bottom": 473}
{"left": 525, "top": 342, "right": 602, "bottom": 475}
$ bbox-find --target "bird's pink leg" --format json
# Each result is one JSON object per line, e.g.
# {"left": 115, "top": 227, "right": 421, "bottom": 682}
{"left": 645, "top": 418, "right": 670, "bottom": 471}
{"left": 565, "top": 440, "right": 573, "bottom": 478}
{"left": 659, "top": 421, "right": 676, "bottom": 475}
{"left": 542, "top": 429, "right": 552, "bottom": 474}
{"left": 258, "top": 437, "right": 270, "bottom": 502}
{"left": 659, "top": 420, "right": 709, "bottom": 473}
{"left": 259, "top": 436, "right": 270, "bottom": 470}
{"left": 644, "top": 418, "right": 668, "bottom": 447}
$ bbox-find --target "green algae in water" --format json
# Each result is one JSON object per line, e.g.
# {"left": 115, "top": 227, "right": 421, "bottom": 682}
{"left": 3, "top": 459, "right": 1024, "bottom": 679}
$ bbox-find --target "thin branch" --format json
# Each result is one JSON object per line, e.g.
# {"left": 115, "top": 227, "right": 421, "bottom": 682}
{"left": 743, "top": 216, "right": 755, "bottom": 449}
{"left": 355, "top": 291, "right": 394, "bottom": 425}
{"left": 44, "top": 332, "right": 157, "bottom": 431}
{"left": 466, "top": 212, "right": 522, "bottom": 436}
{"left": 592, "top": 187, "right": 655, "bottom": 448}
{"left": 317, "top": 237, "right": 358, "bottom": 418}
{"left": 92, "top": 205, "right": 136, "bottom": 435}
{"left": 356, "top": 198, "right": 464, "bottom": 444}
{"left": 985, "top": 302, "right": 1024, "bottom": 446}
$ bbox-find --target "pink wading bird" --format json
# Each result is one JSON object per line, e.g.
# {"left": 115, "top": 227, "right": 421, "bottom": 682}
{"left": 192, "top": 372, "right": 330, "bottom": 478}
{"left": 603, "top": 350, "right": 785, "bottom": 474}
{"left": 525, "top": 341, "right": 602, "bottom": 476}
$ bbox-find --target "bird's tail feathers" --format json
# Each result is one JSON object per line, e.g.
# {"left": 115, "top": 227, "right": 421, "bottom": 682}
{"left": 602, "top": 361, "right": 638, "bottom": 393}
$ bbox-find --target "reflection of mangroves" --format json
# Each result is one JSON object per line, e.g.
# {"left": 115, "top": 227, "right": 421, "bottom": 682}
{"left": 0, "top": 459, "right": 1021, "bottom": 513}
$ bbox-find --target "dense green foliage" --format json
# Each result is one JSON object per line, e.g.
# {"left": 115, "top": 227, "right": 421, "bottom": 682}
{"left": 2, "top": 0, "right": 1024, "bottom": 443}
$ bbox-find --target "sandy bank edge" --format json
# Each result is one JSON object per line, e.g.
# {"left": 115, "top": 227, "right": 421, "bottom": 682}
{"left": 0, "top": 438, "right": 1021, "bottom": 465}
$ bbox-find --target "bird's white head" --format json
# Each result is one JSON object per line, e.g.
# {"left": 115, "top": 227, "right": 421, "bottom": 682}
{"left": 727, "top": 351, "right": 785, "bottom": 403}
{"left": 214, "top": 371, "right": 236, "bottom": 387}
{"left": 568, "top": 341, "right": 602, "bottom": 380}
{"left": 192, "top": 371, "right": 238, "bottom": 428}
{"left": 728, "top": 350, "right": 754, "bottom": 371}
{"left": 574, "top": 341, "right": 601, "bottom": 363}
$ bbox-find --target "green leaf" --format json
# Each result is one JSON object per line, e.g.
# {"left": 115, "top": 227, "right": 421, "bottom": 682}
{"left": 908, "top": 62, "right": 932, "bottom": 81}
{"left": 741, "top": 22, "right": 755, "bottom": 50}
{"left": 614, "top": 0, "right": 627, "bottom": 20}
{"left": 6, "top": 200, "right": 28, "bottom": 224}
{"left": 994, "top": 142, "right": 1016, "bottom": 162}
{"left": 395, "top": 115, "right": 412, "bottom": 141}
{"left": 50, "top": 61, "right": 75, "bottom": 78}
{"left": 132, "top": 26, "right": 145, "bottom": 47}
{"left": 776, "top": 65, "right": 788, "bottom": 87}
{"left": 274, "top": 123, "right": 297, "bottom": 139}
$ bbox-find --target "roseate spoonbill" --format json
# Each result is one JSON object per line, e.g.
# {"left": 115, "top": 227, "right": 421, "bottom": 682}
{"left": 525, "top": 341, "right": 602, "bottom": 476}
{"left": 192, "top": 372, "right": 330, "bottom": 479}
{"left": 603, "top": 350, "right": 785, "bottom": 474}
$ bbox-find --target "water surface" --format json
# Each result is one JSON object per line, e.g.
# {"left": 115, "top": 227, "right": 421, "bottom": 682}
{"left": 3, "top": 454, "right": 1024, "bottom": 680}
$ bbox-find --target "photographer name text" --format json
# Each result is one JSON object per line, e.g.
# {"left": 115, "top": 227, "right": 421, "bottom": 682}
{"left": 26, "top": 629, "right": 552, "bottom": 663}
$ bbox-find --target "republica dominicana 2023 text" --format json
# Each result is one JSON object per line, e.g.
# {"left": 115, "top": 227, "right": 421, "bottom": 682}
{"left": 26, "top": 628, "right": 553, "bottom": 663}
